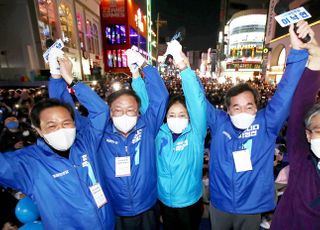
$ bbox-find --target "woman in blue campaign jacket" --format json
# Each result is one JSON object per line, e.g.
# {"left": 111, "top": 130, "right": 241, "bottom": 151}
{"left": 134, "top": 41, "right": 207, "bottom": 229}
{"left": 0, "top": 57, "right": 114, "bottom": 229}
{"left": 207, "top": 23, "right": 310, "bottom": 230}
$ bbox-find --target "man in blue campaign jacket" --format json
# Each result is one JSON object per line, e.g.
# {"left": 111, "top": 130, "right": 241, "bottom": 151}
{"left": 100, "top": 49, "right": 168, "bottom": 229}
{"left": 0, "top": 56, "right": 114, "bottom": 229}
{"left": 50, "top": 49, "right": 169, "bottom": 229}
{"left": 207, "top": 24, "right": 309, "bottom": 230}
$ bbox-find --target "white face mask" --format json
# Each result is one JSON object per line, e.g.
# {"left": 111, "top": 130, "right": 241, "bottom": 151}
{"left": 43, "top": 128, "right": 76, "bottom": 151}
{"left": 112, "top": 115, "right": 137, "bottom": 134}
{"left": 310, "top": 138, "right": 320, "bottom": 158}
{"left": 167, "top": 118, "right": 189, "bottom": 134}
{"left": 230, "top": 113, "right": 256, "bottom": 130}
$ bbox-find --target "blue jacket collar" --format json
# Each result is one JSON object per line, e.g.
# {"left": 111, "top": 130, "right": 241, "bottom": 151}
{"left": 36, "top": 138, "right": 57, "bottom": 156}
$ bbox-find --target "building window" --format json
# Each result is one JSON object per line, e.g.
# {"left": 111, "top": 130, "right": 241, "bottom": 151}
{"left": 130, "top": 27, "right": 146, "bottom": 51}
{"left": 76, "top": 13, "right": 85, "bottom": 50}
{"left": 59, "top": 1, "right": 76, "bottom": 48}
{"left": 92, "top": 23, "right": 99, "bottom": 55}
{"left": 37, "top": 0, "right": 58, "bottom": 50}
{"left": 106, "top": 25, "right": 126, "bottom": 45}
{"left": 107, "top": 49, "right": 127, "bottom": 68}
{"left": 86, "top": 19, "right": 94, "bottom": 53}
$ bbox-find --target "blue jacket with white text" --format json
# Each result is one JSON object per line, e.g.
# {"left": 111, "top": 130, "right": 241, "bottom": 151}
{"left": 207, "top": 49, "right": 308, "bottom": 214}
{"left": 0, "top": 82, "right": 115, "bottom": 229}
{"left": 97, "top": 65, "right": 168, "bottom": 216}
{"left": 154, "top": 68, "right": 207, "bottom": 208}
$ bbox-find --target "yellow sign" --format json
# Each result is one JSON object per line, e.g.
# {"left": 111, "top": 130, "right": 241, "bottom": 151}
{"left": 263, "top": 48, "right": 270, "bottom": 54}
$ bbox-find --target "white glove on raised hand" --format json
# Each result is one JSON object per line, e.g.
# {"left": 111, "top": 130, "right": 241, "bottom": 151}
{"left": 126, "top": 49, "right": 139, "bottom": 74}
{"left": 165, "top": 40, "right": 184, "bottom": 63}
{"left": 130, "top": 46, "right": 146, "bottom": 67}
{"left": 48, "top": 48, "right": 64, "bottom": 75}
{"left": 126, "top": 48, "right": 146, "bottom": 74}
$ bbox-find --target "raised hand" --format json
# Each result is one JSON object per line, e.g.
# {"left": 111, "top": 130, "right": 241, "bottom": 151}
{"left": 165, "top": 40, "right": 184, "bottom": 64}
{"left": 48, "top": 48, "right": 64, "bottom": 78}
{"left": 289, "top": 21, "right": 313, "bottom": 50}
{"left": 126, "top": 47, "right": 146, "bottom": 75}
{"left": 57, "top": 55, "right": 74, "bottom": 85}
{"left": 300, "top": 27, "right": 320, "bottom": 71}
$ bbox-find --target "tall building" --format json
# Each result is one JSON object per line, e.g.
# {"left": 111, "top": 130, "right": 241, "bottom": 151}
{"left": 219, "top": 0, "right": 269, "bottom": 40}
{"left": 265, "top": 0, "right": 320, "bottom": 82}
{"left": 0, "top": 0, "right": 103, "bottom": 81}
{"left": 223, "top": 9, "right": 267, "bottom": 81}
{"left": 216, "top": 0, "right": 268, "bottom": 80}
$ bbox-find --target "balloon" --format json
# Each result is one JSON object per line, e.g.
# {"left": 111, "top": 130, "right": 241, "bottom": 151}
{"left": 19, "top": 221, "right": 44, "bottom": 230}
{"left": 15, "top": 197, "right": 40, "bottom": 224}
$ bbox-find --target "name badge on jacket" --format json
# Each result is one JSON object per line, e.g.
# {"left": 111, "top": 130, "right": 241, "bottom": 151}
{"left": 89, "top": 183, "right": 107, "bottom": 208}
{"left": 232, "top": 149, "right": 253, "bottom": 172}
{"left": 115, "top": 156, "right": 131, "bottom": 177}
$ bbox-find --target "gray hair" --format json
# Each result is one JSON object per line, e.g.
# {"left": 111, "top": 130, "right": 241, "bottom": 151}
{"left": 304, "top": 103, "right": 320, "bottom": 129}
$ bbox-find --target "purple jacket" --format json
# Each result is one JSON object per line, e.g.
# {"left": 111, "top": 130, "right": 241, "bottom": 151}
{"left": 271, "top": 68, "right": 320, "bottom": 230}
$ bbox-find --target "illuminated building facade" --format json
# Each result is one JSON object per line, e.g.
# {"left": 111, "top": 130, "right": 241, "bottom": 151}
{"left": 224, "top": 9, "right": 267, "bottom": 81}
{"left": 0, "top": 0, "right": 102, "bottom": 81}
{"left": 265, "top": 0, "right": 320, "bottom": 83}
{"left": 36, "top": 0, "right": 103, "bottom": 79}
{"left": 100, "top": 0, "right": 151, "bottom": 74}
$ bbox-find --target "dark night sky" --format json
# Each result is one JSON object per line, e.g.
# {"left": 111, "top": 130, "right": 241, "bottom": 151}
{"left": 153, "top": 0, "right": 221, "bottom": 51}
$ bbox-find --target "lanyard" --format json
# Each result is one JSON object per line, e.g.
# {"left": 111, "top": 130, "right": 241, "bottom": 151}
{"left": 81, "top": 154, "right": 97, "bottom": 185}
{"left": 86, "top": 162, "right": 97, "bottom": 185}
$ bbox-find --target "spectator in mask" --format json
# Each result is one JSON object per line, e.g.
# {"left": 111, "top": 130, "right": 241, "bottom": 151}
{"left": 206, "top": 21, "right": 311, "bottom": 230}
{"left": 133, "top": 40, "right": 207, "bottom": 229}
{"left": 271, "top": 24, "right": 320, "bottom": 230}
{"left": 0, "top": 116, "right": 37, "bottom": 152}
{"left": 0, "top": 55, "right": 114, "bottom": 229}
{"left": 49, "top": 48, "right": 169, "bottom": 230}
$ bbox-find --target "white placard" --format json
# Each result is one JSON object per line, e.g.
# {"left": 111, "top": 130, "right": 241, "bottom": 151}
{"left": 42, "top": 39, "right": 64, "bottom": 63}
{"left": 275, "top": 7, "right": 311, "bottom": 27}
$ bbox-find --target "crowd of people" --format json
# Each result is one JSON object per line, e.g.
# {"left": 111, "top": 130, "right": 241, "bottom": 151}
{"left": 0, "top": 21, "right": 319, "bottom": 230}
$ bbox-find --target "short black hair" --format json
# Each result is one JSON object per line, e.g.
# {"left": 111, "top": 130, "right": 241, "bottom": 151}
{"left": 30, "top": 98, "right": 75, "bottom": 128}
{"left": 224, "top": 83, "right": 260, "bottom": 108}
{"left": 164, "top": 94, "right": 188, "bottom": 123}
{"left": 107, "top": 89, "right": 141, "bottom": 108}
{"left": 167, "top": 94, "right": 187, "bottom": 114}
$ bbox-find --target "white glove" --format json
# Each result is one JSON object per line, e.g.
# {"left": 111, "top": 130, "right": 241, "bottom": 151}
{"left": 165, "top": 40, "right": 184, "bottom": 63}
{"left": 126, "top": 49, "right": 139, "bottom": 74}
{"left": 130, "top": 46, "right": 146, "bottom": 67}
{"left": 126, "top": 48, "right": 146, "bottom": 73}
{"left": 48, "top": 48, "right": 64, "bottom": 75}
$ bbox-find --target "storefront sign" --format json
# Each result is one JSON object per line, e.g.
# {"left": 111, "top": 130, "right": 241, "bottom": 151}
{"left": 101, "top": 0, "right": 125, "bottom": 19}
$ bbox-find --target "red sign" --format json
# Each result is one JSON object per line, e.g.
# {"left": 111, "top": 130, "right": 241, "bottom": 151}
{"left": 101, "top": 0, "right": 126, "bottom": 19}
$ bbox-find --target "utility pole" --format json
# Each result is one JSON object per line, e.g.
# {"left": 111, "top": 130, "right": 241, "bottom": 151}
{"left": 156, "top": 12, "right": 167, "bottom": 61}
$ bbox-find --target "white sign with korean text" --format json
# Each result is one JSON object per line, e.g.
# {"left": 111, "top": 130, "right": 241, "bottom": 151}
{"left": 275, "top": 7, "right": 311, "bottom": 27}
{"left": 42, "top": 39, "right": 64, "bottom": 63}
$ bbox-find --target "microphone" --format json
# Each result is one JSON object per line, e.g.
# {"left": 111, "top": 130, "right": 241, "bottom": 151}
{"left": 170, "top": 27, "right": 186, "bottom": 43}
{"left": 165, "top": 27, "right": 186, "bottom": 65}
{"left": 45, "top": 39, "right": 55, "bottom": 49}
{"left": 274, "top": 0, "right": 311, "bottom": 43}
